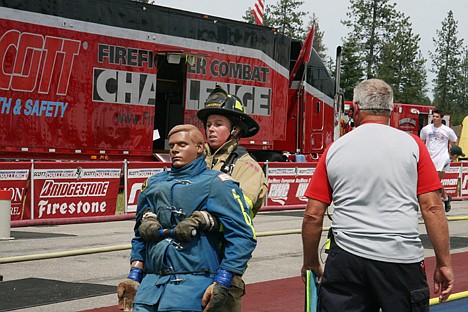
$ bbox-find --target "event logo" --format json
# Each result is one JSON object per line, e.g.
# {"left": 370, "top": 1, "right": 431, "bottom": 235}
{"left": 0, "top": 30, "right": 80, "bottom": 95}
{"left": 398, "top": 118, "right": 417, "bottom": 130}
{"left": 268, "top": 182, "right": 289, "bottom": 205}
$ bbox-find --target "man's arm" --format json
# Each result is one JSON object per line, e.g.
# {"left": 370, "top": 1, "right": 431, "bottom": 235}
{"left": 301, "top": 199, "right": 328, "bottom": 282}
{"left": 419, "top": 191, "right": 454, "bottom": 302}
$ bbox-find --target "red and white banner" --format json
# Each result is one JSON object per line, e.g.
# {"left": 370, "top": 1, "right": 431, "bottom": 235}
{"left": 252, "top": 0, "right": 265, "bottom": 26}
{"left": 265, "top": 162, "right": 317, "bottom": 207}
{"left": 441, "top": 163, "right": 461, "bottom": 198}
{"left": 0, "top": 162, "right": 31, "bottom": 221}
{"left": 459, "top": 165, "right": 468, "bottom": 198}
{"left": 126, "top": 162, "right": 171, "bottom": 213}
{"left": 32, "top": 162, "right": 122, "bottom": 219}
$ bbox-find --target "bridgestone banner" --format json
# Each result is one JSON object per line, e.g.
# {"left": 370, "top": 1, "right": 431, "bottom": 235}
{"left": 32, "top": 162, "right": 122, "bottom": 219}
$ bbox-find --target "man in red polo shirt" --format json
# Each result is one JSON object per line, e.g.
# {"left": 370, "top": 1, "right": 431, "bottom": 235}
{"left": 301, "top": 79, "right": 454, "bottom": 311}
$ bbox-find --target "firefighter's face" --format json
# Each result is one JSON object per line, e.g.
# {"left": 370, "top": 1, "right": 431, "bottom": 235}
{"left": 206, "top": 114, "right": 232, "bottom": 150}
{"left": 168, "top": 131, "right": 202, "bottom": 168}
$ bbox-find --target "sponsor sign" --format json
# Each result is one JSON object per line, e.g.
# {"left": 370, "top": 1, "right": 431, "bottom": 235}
{"left": 266, "top": 162, "right": 316, "bottom": 206}
{"left": 126, "top": 162, "right": 170, "bottom": 213}
{"left": 459, "top": 163, "right": 468, "bottom": 197}
{"left": 0, "top": 20, "right": 156, "bottom": 156}
{"left": 0, "top": 162, "right": 30, "bottom": 221}
{"left": 33, "top": 162, "right": 121, "bottom": 219}
{"left": 441, "top": 163, "right": 461, "bottom": 198}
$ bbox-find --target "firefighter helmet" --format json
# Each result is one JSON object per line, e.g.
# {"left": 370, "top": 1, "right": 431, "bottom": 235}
{"left": 197, "top": 84, "right": 259, "bottom": 138}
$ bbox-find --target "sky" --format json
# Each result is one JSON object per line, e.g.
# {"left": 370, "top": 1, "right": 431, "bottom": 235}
{"left": 151, "top": 0, "right": 468, "bottom": 98}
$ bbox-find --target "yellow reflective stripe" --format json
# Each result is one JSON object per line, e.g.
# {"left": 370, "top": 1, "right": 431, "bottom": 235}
{"left": 232, "top": 189, "right": 256, "bottom": 239}
{"left": 244, "top": 195, "right": 256, "bottom": 218}
{"left": 243, "top": 194, "right": 254, "bottom": 209}
{"left": 243, "top": 194, "right": 255, "bottom": 218}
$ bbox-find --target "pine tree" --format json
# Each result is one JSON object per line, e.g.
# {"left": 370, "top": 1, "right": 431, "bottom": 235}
{"left": 340, "top": 38, "right": 365, "bottom": 100}
{"left": 377, "top": 16, "right": 427, "bottom": 104}
{"left": 243, "top": 0, "right": 307, "bottom": 39}
{"left": 431, "top": 10, "right": 464, "bottom": 120}
{"left": 305, "top": 14, "right": 327, "bottom": 60}
{"left": 269, "top": 0, "right": 307, "bottom": 39}
{"left": 342, "top": 0, "right": 399, "bottom": 79}
{"left": 459, "top": 49, "right": 468, "bottom": 117}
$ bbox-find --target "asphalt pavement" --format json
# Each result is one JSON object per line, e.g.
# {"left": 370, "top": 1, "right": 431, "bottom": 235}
{"left": 1, "top": 201, "right": 468, "bottom": 311}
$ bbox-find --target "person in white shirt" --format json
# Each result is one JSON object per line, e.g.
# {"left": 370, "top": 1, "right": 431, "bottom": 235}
{"left": 420, "top": 109, "right": 458, "bottom": 212}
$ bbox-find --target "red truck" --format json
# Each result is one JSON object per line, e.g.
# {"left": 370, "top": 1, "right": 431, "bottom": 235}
{"left": 0, "top": 0, "right": 335, "bottom": 162}
{"left": 343, "top": 101, "right": 440, "bottom": 136}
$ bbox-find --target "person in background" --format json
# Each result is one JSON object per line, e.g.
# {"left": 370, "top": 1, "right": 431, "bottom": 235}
{"left": 195, "top": 84, "right": 268, "bottom": 311}
{"left": 302, "top": 79, "right": 454, "bottom": 311}
{"left": 117, "top": 124, "right": 256, "bottom": 312}
{"left": 420, "top": 109, "right": 458, "bottom": 212}
{"left": 449, "top": 145, "right": 465, "bottom": 162}
{"left": 440, "top": 145, "right": 466, "bottom": 210}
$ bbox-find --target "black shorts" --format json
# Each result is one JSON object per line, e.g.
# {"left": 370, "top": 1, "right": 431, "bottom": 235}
{"left": 319, "top": 239, "right": 429, "bottom": 312}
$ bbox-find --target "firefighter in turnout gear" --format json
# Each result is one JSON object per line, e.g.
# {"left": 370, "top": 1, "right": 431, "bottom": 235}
{"left": 195, "top": 84, "right": 268, "bottom": 311}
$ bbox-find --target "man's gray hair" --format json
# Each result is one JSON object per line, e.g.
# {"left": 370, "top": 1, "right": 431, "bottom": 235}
{"left": 353, "top": 79, "right": 394, "bottom": 116}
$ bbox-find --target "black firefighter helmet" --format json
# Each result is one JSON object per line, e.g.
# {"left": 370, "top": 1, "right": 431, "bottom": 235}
{"left": 197, "top": 84, "right": 259, "bottom": 138}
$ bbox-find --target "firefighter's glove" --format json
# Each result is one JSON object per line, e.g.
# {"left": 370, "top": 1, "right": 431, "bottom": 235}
{"left": 201, "top": 268, "right": 233, "bottom": 311}
{"left": 174, "top": 211, "right": 219, "bottom": 242}
{"left": 202, "top": 283, "right": 229, "bottom": 312}
{"left": 138, "top": 209, "right": 162, "bottom": 242}
{"left": 117, "top": 267, "right": 143, "bottom": 311}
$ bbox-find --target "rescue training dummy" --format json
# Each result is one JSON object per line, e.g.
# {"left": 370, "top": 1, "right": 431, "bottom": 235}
{"left": 117, "top": 124, "right": 256, "bottom": 312}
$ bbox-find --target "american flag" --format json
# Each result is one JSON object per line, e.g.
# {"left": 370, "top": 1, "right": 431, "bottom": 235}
{"left": 252, "top": 0, "right": 265, "bottom": 26}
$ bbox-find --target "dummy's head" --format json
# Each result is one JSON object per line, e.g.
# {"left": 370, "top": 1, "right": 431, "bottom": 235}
{"left": 167, "top": 124, "right": 205, "bottom": 168}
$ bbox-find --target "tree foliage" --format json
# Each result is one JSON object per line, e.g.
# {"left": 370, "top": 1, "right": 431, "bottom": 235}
{"left": 243, "top": 0, "right": 307, "bottom": 39}
{"left": 340, "top": 0, "right": 428, "bottom": 104}
{"left": 431, "top": 10, "right": 465, "bottom": 124}
{"left": 342, "top": 0, "right": 399, "bottom": 79}
{"left": 306, "top": 14, "right": 327, "bottom": 62}
{"left": 377, "top": 16, "right": 428, "bottom": 104}
{"left": 340, "top": 38, "right": 365, "bottom": 100}
{"left": 460, "top": 49, "right": 468, "bottom": 116}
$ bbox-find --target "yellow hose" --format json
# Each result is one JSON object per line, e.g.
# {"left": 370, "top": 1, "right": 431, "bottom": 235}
{"left": 429, "top": 290, "right": 468, "bottom": 305}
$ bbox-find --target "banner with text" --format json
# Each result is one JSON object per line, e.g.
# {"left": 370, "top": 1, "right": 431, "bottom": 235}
{"left": 265, "top": 162, "right": 317, "bottom": 207}
{"left": 441, "top": 163, "right": 461, "bottom": 198}
{"left": 126, "top": 162, "right": 171, "bottom": 213}
{"left": 32, "top": 162, "right": 122, "bottom": 219}
{"left": 0, "top": 162, "right": 31, "bottom": 221}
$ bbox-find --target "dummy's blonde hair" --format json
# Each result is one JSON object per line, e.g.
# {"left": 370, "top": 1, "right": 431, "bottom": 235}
{"left": 168, "top": 124, "right": 205, "bottom": 148}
